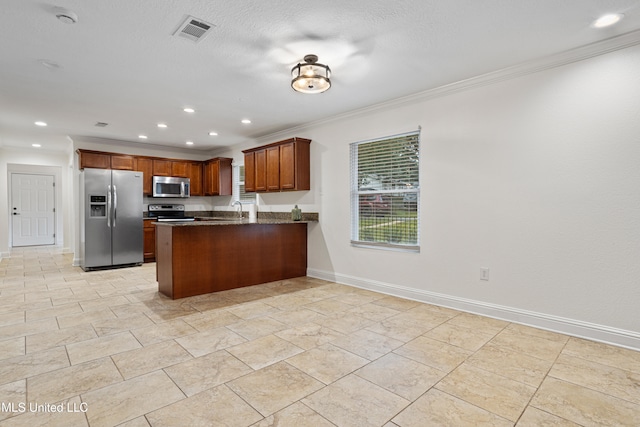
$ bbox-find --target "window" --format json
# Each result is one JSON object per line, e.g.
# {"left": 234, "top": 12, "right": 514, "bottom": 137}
{"left": 234, "top": 165, "right": 256, "bottom": 204}
{"left": 350, "top": 130, "right": 420, "bottom": 251}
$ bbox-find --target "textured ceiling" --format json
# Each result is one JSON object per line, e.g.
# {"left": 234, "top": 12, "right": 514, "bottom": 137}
{"left": 1, "top": 0, "right": 640, "bottom": 153}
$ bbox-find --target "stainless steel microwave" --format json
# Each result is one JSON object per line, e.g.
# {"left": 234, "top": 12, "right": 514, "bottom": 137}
{"left": 152, "top": 176, "right": 190, "bottom": 198}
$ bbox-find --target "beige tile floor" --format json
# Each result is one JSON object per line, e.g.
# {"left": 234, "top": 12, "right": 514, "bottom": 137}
{"left": 1, "top": 247, "right": 639, "bottom": 426}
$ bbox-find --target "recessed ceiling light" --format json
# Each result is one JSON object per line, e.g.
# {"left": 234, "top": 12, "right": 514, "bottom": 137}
{"left": 32, "top": 144, "right": 41, "bottom": 148}
{"left": 241, "top": 119, "right": 251, "bottom": 124}
{"left": 208, "top": 131, "right": 218, "bottom": 136}
{"left": 38, "top": 59, "right": 60, "bottom": 70}
{"left": 35, "top": 121, "right": 47, "bottom": 127}
{"left": 186, "top": 141, "right": 194, "bottom": 145}
{"left": 157, "top": 123, "right": 168, "bottom": 128}
{"left": 53, "top": 6, "right": 78, "bottom": 24}
{"left": 138, "top": 135, "right": 148, "bottom": 139}
{"left": 183, "top": 107, "right": 195, "bottom": 113}
{"left": 593, "top": 13, "right": 624, "bottom": 28}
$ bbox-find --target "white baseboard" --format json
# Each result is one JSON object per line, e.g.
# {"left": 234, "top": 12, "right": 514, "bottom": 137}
{"left": 307, "top": 268, "right": 640, "bottom": 352}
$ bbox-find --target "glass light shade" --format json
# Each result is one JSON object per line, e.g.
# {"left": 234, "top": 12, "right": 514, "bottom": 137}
{"left": 291, "top": 55, "right": 331, "bottom": 94}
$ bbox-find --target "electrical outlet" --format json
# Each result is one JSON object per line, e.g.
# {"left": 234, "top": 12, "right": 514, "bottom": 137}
{"left": 480, "top": 267, "right": 490, "bottom": 281}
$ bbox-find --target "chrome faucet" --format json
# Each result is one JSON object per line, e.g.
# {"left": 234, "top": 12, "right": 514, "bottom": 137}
{"left": 232, "top": 201, "right": 243, "bottom": 219}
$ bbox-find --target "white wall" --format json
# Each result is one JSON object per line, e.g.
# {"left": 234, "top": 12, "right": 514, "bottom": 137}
{"left": 0, "top": 146, "right": 73, "bottom": 256}
{"left": 222, "top": 43, "right": 640, "bottom": 349}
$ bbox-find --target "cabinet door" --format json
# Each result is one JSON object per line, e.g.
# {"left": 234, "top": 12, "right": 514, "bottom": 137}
{"left": 188, "top": 162, "right": 203, "bottom": 196}
{"left": 254, "top": 150, "right": 267, "bottom": 192}
{"left": 79, "top": 151, "right": 110, "bottom": 169}
{"left": 218, "top": 158, "right": 232, "bottom": 196}
{"left": 204, "top": 160, "right": 220, "bottom": 195}
{"left": 111, "top": 154, "right": 135, "bottom": 170}
{"left": 134, "top": 157, "right": 154, "bottom": 195}
{"left": 279, "top": 142, "right": 296, "bottom": 190}
{"left": 153, "top": 160, "right": 172, "bottom": 176}
{"left": 244, "top": 152, "right": 255, "bottom": 192}
{"left": 266, "top": 146, "right": 280, "bottom": 191}
{"left": 143, "top": 220, "right": 156, "bottom": 262}
{"left": 171, "top": 161, "right": 189, "bottom": 178}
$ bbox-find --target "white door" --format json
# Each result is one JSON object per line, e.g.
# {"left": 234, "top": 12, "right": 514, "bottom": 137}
{"left": 10, "top": 174, "right": 56, "bottom": 247}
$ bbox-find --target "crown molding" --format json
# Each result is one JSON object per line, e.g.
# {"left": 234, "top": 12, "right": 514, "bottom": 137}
{"left": 259, "top": 28, "right": 640, "bottom": 143}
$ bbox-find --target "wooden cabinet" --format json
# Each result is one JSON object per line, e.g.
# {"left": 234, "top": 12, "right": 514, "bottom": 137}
{"left": 78, "top": 150, "right": 111, "bottom": 169}
{"left": 254, "top": 150, "right": 267, "bottom": 192}
{"left": 188, "top": 162, "right": 203, "bottom": 196}
{"left": 204, "top": 158, "right": 232, "bottom": 196}
{"left": 244, "top": 152, "right": 256, "bottom": 192}
{"left": 266, "top": 146, "right": 280, "bottom": 191}
{"left": 110, "top": 154, "right": 135, "bottom": 170}
{"left": 134, "top": 157, "right": 154, "bottom": 195}
{"left": 78, "top": 150, "right": 137, "bottom": 171}
{"left": 153, "top": 159, "right": 172, "bottom": 176}
{"left": 78, "top": 149, "right": 213, "bottom": 198}
{"left": 156, "top": 222, "right": 307, "bottom": 299}
{"left": 171, "top": 161, "right": 189, "bottom": 178}
{"left": 143, "top": 219, "right": 156, "bottom": 262}
{"left": 242, "top": 137, "right": 310, "bottom": 192}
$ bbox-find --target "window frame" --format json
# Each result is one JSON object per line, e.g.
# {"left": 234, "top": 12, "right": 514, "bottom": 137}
{"left": 233, "top": 164, "right": 256, "bottom": 204}
{"left": 350, "top": 130, "right": 420, "bottom": 252}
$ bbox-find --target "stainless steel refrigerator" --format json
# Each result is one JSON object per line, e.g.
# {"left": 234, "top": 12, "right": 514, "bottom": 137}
{"left": 80, "top": 168, "right": 143, "bottom": 271}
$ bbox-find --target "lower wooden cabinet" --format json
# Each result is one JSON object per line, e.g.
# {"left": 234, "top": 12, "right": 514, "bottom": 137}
{"left": 143, "top": 219, "right": 156, "bottom": 262}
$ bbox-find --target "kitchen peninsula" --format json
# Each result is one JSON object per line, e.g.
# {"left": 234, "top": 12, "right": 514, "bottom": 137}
{"left": 155, "top": 219, "right": 310, "bottom": 299}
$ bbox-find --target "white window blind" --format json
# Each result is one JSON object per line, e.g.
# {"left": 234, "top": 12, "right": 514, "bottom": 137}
{"left": 234, "top": 165, "right": 256, "bottom": 204}
{"left": 350, "top": 130, "right": 420, "bottom": 251}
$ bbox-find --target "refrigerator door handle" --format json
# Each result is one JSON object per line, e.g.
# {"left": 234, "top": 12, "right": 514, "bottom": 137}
{"left": 107, "top": 185, "right": 112, "bottom": 228}
{"left": 113, "top": 185, "right": 117, "bottom": 227}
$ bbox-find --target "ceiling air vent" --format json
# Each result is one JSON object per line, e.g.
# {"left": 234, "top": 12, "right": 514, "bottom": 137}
{"left": 173, "top": 16, "right": 215, "bottom": 43}
{"left": 94, "top": 122, "right": 108, "bottom": 127}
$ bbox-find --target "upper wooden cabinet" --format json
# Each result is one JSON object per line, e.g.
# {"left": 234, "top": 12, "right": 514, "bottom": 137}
{"left": 110, "top": 154, "right": 135, "bottom": 170}
{"left": 153, "top": 159, "right": 172, "bottom": 176}
{"left": 78, "top": 150, "right": 111, "bottom": 169}
{"left": 188, "top": 162, "right": 203, "bottom": 196}
{"left": 134, "top": 157, "right": 154, "bottom": 195}
{"left": 78, "top": 150, "right": 136, "bottom": 171}
{"left": 242, "top": 138, "right": 310, "bottom": 192}
{"left": 204, "top": 158, "right": 233, "bottom": 196}
{"left": 170, "top": 161, "right": 189, "bottom": 178}
{"left": 78, "top": 149, "right": 231, "bottom": 198}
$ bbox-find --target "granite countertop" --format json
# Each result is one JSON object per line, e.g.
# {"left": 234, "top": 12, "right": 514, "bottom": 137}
{"left": 154, "top": 217, "right": 315, "bottom": 226}
{"left": 147, "top": 211, "right": 318, "bottom": 226}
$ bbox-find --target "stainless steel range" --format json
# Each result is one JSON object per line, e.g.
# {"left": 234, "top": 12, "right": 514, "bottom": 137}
{"left": 147, "top": 204, "right": 195, "bottom": 222}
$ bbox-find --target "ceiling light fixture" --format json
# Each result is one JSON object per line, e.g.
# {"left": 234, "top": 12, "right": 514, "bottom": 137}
{"left": 53, "top": 6, "right": 78, "bottom": 24}
{"left": 38, "top": 59, "right": 60, "bottom": 70}
{"left": 157, "top": 123, "right": 168, "bottom": 128}
{"left": 291, "top": 54, "right": 331, "bottom": 94}
{"left": 35, "top": 121, "right": 47, "bottom": 127}
{"left": 186, "top": 141, "right": 194, "bottom": 145}
{"left": 208, "top": 131, "right": 218, "bottom": 136}
{"left": 241, "top": 119, "right": 251, "bottom": 124}
{"left": 183, "top": 107, "right": 195, "bottom": 113}
{"left": 593, "top": 13, "right": 624, "bottom": 28}
{"left": 32, "top": 144, "right": 42, "bottom": 148}
{"left": 138, "top": 135, "right": 148, "bottom": 139}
